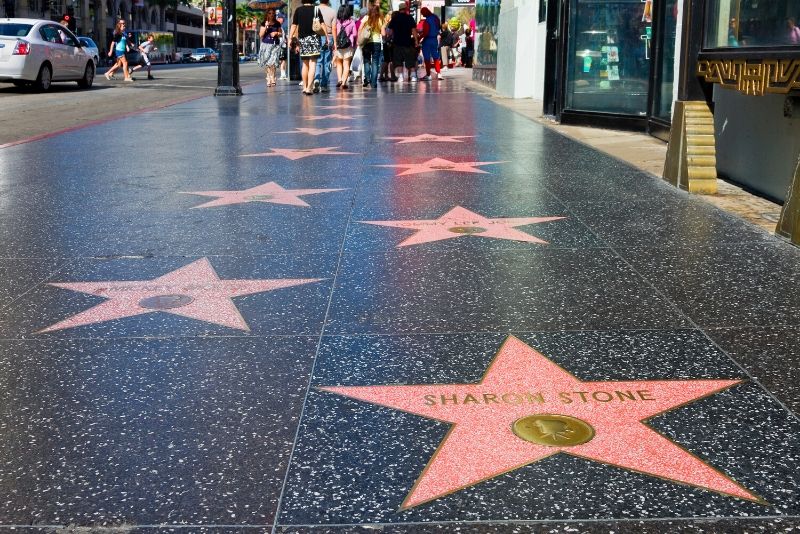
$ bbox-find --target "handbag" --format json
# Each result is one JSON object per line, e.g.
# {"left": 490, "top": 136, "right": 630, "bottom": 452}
{"left": 357, "top": 23, "right": 371, "bottom": 47}
{"left": 312, "top": 6, "right": 325, "bottom": 36}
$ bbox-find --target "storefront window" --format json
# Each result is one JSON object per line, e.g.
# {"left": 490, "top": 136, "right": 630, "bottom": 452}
{"left": 475, "top": 0, "right": 499, "bottom": 67}
{"left": 565, "top": 0, "right": 651, "bottom": 115}
{"left": 705, "top": 0, "right": 800, "bottom": 48}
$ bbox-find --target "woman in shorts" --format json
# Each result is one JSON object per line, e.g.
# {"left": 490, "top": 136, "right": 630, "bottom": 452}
{"left": 289, "top": 0, "right": 328, "bottom": 95}
{"left": 332, "top": 5, "right": 356, "bottom": 89}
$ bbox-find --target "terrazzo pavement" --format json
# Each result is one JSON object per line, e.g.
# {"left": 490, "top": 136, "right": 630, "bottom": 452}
{"left": 0, "top": 72, "right": 798, "bottom": 533}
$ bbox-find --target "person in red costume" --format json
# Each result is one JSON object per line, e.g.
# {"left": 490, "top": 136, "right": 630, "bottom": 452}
{"left": 419, "top": 7, "right": 443, "bottom": 80}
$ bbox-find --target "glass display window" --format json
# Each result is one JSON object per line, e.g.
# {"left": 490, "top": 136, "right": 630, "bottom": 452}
{"left": 705, "top": 0, "right": 800, "bottom": 48}
{"left": 565, "top": 0, "right": 652, "bottom": 115}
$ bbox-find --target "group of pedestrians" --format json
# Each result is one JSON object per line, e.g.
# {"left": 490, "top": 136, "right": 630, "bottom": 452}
{"left": 258, "top": 0, "right": 469, "bottom": 93}
{"left": 104, "top": 19, "right": 156, "bottom": 82}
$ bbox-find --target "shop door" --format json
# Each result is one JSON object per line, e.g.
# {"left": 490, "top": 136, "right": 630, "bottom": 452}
{"left": 647, "top": 0, "right": 679, "bottom": 141}
{"left": 543, "top": 0, "right": 567, "bottom": 118}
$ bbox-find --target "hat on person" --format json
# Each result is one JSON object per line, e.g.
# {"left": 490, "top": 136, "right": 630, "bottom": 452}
{"left": 398, "top": 2, "right": 406, "bottom": 9}
{"left": 420, "top": 6, "right": 431, "bottom": 16}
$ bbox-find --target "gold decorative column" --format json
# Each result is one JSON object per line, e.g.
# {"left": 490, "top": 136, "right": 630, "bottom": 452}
{"left": 776, "top": 153, "right": 800, "bottom": 246}
{"left": 663, "top": 101, "right": 718, "bottom": 194}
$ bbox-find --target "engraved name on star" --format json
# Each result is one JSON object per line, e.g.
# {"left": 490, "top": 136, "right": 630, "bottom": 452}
{"left": 360, "top": 206, "right": 565, "bottom": 246}
{"left": 380, "top": 133, "right": 475, "bottom": 144}
{"left": 374, "top": 157, "right": 507, "bottom": 176}
{"left": 180, "top": 181, "right": 346, "bottom": 208}
{"left": 320, "top": 336, "right": 763, "bottom": 510}
{"left": 240, "top": 147, "right": 357, "bottom": 160}
{"left": 305, "top": 114, "right": 365, "bottom": 120}
{"left": 39, "top": 258, "right": 323, "bottom": 333}
{"left": 276, "top": 127, "right": 364, "bottom": 136}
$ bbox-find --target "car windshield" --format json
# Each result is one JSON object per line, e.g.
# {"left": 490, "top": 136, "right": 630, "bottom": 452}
{"left": 196, "top": 49, "right": 211, "bottom": 53}
{"left": 0, "top": 23, "right": 33, "bottom": 37}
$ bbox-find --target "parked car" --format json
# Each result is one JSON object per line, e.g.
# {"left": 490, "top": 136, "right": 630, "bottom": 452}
{"left": 190, "top": 47, "right": 217, "bottom": 62}
{"left": 0, "top": 18, "right": 95, "bottom": 91}
{"left": 77, "top": 36, "right": 99, "bottom": 65}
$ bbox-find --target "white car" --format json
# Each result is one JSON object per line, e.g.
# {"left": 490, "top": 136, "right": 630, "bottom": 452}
{"left": 78, "top": 36, "right": 99, "bottom": 65}
{"left": 0, "top": 18, "right": 95, "bottom": 91}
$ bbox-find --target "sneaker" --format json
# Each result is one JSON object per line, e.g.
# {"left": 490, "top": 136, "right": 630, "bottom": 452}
{"left": 312, "top": 79, "right": 320, "bottom": 93}
{"left": 299, "top": 81, "right": 304, "bottom": 86}
{"left": 124, "top": 78, "right": 134, "bottom": 82}
{"left": 320, "top": 86, "right": 329, "bottom": 93}
{"left": 410, "top": 76, "right": 417, "bottom": 83}
{"left": 279, "top": 72, "right": 287, "bottom": 79}
{"left": 397, "top": 75, "right": 404, "bottom": 83}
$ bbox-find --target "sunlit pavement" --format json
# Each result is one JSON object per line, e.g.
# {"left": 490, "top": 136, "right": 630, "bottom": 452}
{"left": 0, "top": 68, "right": 798, "bottom": 533}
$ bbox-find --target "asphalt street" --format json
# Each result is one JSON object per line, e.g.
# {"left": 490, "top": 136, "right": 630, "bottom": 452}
{"left": 0, "top": 62, "right": 268, "bottom": 146}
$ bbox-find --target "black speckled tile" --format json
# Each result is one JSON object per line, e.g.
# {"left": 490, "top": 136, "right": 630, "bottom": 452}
{"left": 620, "top": 243, "right": 800, "bottom": 328}
{"left": 0, "top": 336, "right": 316, "bottom": 526}
{"left": 325, "top": 248, "right": 690, "bottom": 334}
{"left": 707, "top": 326, "right": 800, "bottom": 414}
{"left": 0, "top": 258, "right": 66, "bottom": 309}
{"left": 0, "top": 255, "right": 334, "bottom": 338}
{"left": 275, "top": 518, "right": 800, "bottom": 533}
{"left": 564, "top": 196, "right": 773, "bottom": 246}
{"left": 278, "top": 331, "right": 800, "bottom": 526}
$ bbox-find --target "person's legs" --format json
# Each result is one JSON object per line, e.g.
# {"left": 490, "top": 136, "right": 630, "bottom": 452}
{"left": 370, "top": 46, "right": 382, "bottom": 87}
{"left": 307, "top": 58, "right": 318, "bottom": 92}
{"left": 341, "top": 57, "right": 351, "bottom": 87}
{"left": 301, "top": 58, "right": 310, "bottom": 91}
{"left": 319, "top": 37, "right": 332, "bottom": 88}
{"left": 120, "top": 55, "right": 132, "bottom": 81}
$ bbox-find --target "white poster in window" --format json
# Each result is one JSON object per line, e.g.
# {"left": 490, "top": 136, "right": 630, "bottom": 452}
{"left": 607, "top": 65, "right": 620, "bottom": 81}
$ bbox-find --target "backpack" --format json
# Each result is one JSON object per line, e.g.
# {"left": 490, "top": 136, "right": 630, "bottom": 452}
{"left": 336, "top": 22, "right": 351, "bottom": 49}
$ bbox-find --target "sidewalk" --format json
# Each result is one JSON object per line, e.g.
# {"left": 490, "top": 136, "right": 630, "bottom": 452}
{"left": 469, "top": 81, "right": 784, "bottom": 234}
{"left": 0, "top": 70, "right": 798, "bottom": 532}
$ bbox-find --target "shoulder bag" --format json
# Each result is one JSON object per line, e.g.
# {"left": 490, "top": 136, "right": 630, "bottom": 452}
{"left": 312, "top": 6, "right": 325, "bottom": 35}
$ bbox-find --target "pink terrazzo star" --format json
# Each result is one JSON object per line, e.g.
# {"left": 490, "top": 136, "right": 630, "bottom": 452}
{"left": 361, "top": 206, "right": 565, "bottom": 246}
{"left": 304, "top": 114, "right": 365, "bottom": 120}
{"left": 375, "top": 157, "right": 507, "bottom": 177}
{"left": 39, "top": 258, "right": 323, "bottom": 333}
{"left": 276, "top": 127, "right": 364, "bottom": 136}
{"left": 321, "top": 335, "right": 762, "bottom": 510}
{"left": 380, "top": 133, "right": 475, "bottom": 144}
{"left": 181, "top": 181, "right": 345, "bottom": 208}
{"left": 240, "top": 147, "right": 356, "bottom": 160}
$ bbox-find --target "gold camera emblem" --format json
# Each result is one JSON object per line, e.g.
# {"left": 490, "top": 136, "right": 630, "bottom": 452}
{"left": 512, "top": 414, "right": 595, "bottom": 447}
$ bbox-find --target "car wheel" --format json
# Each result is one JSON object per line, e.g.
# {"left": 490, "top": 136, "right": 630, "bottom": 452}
{"left": 34, "top": 64, "right": 52, "bottom": 92}
{"left": 78, "top": 62, "right": 95, "bottom": 89}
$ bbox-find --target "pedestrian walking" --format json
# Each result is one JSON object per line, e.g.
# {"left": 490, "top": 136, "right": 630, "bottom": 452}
{"left": 313, "top": 0, "right": 336, "bottom": 93}
{"left": 105, "top": 20, "right": 133, "bottom": 82}
{"left": 332, "top": 4, "right": 357, "bottom": 89}
{"left": 258, "top": 9, "right": 283, "bottom": 87}
{"left": 359, "top": 4, "right": 385, "bottom": 89}
{"left": 289, "top": 0, "right": 327, "bottom": 95}
{"left": 379, "top": 11, "right": 394, "bottom": 81}
{"left": 386, "top": 2, "right": 418, "bottom": 83}
{"left": 276, "top": 9, "right": 288, "bottom": 79}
